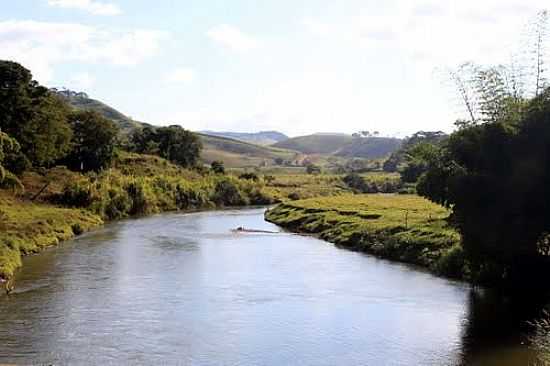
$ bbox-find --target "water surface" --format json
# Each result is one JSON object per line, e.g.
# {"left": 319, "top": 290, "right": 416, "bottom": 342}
{"left": 0, "top": 208, "right": 544, "bottom": 365}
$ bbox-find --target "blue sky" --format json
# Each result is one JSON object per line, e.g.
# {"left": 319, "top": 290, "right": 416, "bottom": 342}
{"left": 1, "top": 0, "right": 548, "bottom": 136}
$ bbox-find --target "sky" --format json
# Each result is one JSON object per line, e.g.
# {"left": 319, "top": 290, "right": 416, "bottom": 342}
{"left": 0, "top": 0, "right": 548, "bottom": 137}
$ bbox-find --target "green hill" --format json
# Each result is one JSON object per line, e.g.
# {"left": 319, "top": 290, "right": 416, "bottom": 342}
{"left": 273, "top": 133, "right": 355, "bottom": 154}
{"left": 52, "top": 89, "right": 152, "bottom": 134}
{"left": 200, "top": 130, "right": 288, "bottom": 145}
{"left": 53, "top": 89, "right": 299, "bottom": 168}
{"left": 273, "top": 133, "right": 402, "bottom": 159}
{"left": 198, "top": 133, "right": 298, "bottom": 167}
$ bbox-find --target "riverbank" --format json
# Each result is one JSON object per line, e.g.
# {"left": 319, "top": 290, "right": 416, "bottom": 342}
{"left": 0, "top": 152, "right": 278, "bottom": 281}
{"left": 265, "top": 194, "right": 465, "bottom": 278}
{"left": 0, "top": 193, "right": 104, "bottom": 280}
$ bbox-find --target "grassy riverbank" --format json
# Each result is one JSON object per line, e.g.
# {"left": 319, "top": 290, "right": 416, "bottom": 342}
{"left": 0, "top": 193, "right": 103, "bottom": 279}
{"left": 0, "top": 152, "right": 278, "bottom": 280}
{"left": 265, "top": 194, "right": 465, "bottom": 278}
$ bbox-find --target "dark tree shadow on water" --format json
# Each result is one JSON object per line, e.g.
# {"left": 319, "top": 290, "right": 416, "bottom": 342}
{"left": 458, "top": 288, "right": 550, "bottom": 366}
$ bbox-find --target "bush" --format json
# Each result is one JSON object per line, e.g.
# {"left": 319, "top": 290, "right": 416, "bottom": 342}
{"left": 212, "top": 180, "right": 247, "bottom": 206}
{"left": 211, "top": 161, "right": 225, "bottom": 174}
{"left": 125, "top": 181, "right": 154, "bottom": 215}
{"left": 71, "top": 223, "right": 84, "bottom": 236}
{"left": 104, "top": 190, "right": 131, "bottom": 220}
{"left": 288, "top": 192, "right": 301, "bottom": 200}
{"left": 60, "top": 182, "right": 96, "bottom": 208}
{"left": 343, "top": 173, "right": 368, "bottom": 192}
{"left": 436, "top": 245, "right": 466, "bottom": 278}
{"left": 175, "top": 184, "right": 210, "bottom": 209}
{"left": 239, "top": 172, "right": 259, "bottom": 181}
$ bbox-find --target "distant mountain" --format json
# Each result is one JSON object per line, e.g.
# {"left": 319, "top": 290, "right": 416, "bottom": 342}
{"left": 200, "top": 131, "right": 288, "bottom": 145}
{"left": 273, "top": 133, "right": 402, "bottom": 159}
{"left": 53, "top": 89, "right": 299, "bottom": 168}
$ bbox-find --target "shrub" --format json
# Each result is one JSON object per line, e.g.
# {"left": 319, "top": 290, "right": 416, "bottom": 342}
{"left": 211, "top": 161, "right": 225, "bottom": 174}
{"left": 436, "top": 245, "right": 466, "bottom": 278}
{"left": 288, "top": 192, "right": 301, "bottom": 200}
{"left": 239, "top": 172, "right": 259, "bottom": 181}
{"left": 60, "top": 182, "right": 96, "bottom": 208}
{"left": 212, "top": 180, "right": 247, "bottom": 206}
{"left": 71, "top": 223, "right": 84, "bottom": 236}
{"left": 343, "top": 173, "right": 368, "bottom": 192}
{"left": 125, "top": 181, "right": 154, "bottom": 215}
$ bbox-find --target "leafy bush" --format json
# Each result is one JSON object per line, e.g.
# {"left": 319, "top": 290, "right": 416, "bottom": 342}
{"left": 211, "top": 161, "right": 225, "bottom": 174}
{"left": 239, "top": 172, "right": 259, "bottom": 181}
{"left": 343, "top": 173, "right": 368, "bottom": 192}
{"left": 212, "top": 179, "right": 247, "bottom": 206}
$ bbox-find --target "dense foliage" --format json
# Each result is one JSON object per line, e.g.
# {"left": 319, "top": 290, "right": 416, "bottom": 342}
{"left": 64, "top": 111, "right": 119, "bottom": 172}
{"left": 417, "top": 88, "right": 550, "bottom": 287}
{"left": 0, "top": 61, "right": 72, "bottom": 167}
{"left": 130, "top": 126, "right": 202, "bottom": 168}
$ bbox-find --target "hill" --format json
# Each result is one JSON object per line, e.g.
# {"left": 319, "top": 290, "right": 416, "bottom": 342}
{"left": 53, "top": 89, "right": 299, "bottom": 168}
{"left": 273, "top": 133, "right": 402, "bottom": 159}
{"left": 200, "top": 130, "right": 288, "bottom": 145}
{"left": 334, "top": 137, "right": 402, "bottom": 159}
{"left": 198, "top": 133, "right": 299, "bottom": 168}
{"left": 52, "top": 89, "right": 152, "bottom": 134}
{"left": 273, "top": 133, "right": 355, "bottom": 154}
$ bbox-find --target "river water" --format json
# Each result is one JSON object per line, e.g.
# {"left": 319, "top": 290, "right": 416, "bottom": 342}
{"left": 0, "top": 208, "right": 545, "bottom": 365}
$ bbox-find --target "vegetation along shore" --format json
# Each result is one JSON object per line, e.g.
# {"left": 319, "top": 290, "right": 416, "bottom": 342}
{"left": 265, "top": 194, "right": 463, "bottom": 279}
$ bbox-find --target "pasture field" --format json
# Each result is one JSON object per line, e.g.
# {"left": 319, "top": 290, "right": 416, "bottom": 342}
{"left": 266, "top": 194, "right": 463, "bottom": 277}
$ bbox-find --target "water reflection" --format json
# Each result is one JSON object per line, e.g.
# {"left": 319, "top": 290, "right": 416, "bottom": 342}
{"left": 0, "top": 209, "right": 549, "bottom": 365}
{"left": 460, "top": 288, "right": 548, "bottom": 365}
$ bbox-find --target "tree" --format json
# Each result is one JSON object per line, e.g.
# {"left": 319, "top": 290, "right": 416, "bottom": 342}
{"left": 156, "top": 126, "right": 202, "bottom": 167}
{"left": 0, "top": 61, "right": 72, "bottom": 166}
{"left": 130, "top": 125, "right": 202, "bottom": 168}
{"left": 0, "top": 132, "right": 27, "bottom": 188}
{"left": 418, "top": 88, "right": 550, "bottom": 288}
{"left": 64, "top": 110, "right": 119, "bottom": 172}
{"left": 343, "top": 173, "right": 368, "bottom": 192}
{"left": 130, "top": 127, "right": 159, "bottom": 155}
{"left": 211, "top": 160, "right": 225, "bottom": 174}
{"left": 306, "top": 163, "right": 321, "bottom": 174}
{"left": 383, "top": 131, "right": 447, "bottom": 173}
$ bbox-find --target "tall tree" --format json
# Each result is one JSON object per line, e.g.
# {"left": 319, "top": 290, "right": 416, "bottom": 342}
{"left": 64, "top": 110, "right": 119, "bottom": 172}
{"left": 0, "top": 61, "right": 72, "bottom": 166}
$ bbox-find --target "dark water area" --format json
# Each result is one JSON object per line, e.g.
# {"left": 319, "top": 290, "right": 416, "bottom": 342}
{"left": 0, "top": 208, "right": 547, "bottom": 365}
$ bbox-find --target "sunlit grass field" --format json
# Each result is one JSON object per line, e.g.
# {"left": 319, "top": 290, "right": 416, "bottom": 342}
{"left": 263, "top": 172, "right": 400, "bottom": 200}
{"left": 266, "top": 194, "right": 463, "bottom": 277}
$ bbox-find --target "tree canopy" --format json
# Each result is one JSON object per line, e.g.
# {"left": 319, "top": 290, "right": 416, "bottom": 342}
{"left": 130, "top": 125, "right": 202, "bottom": 168}
{"left": 417, "top": 88, "right": 550, "bottom": 287}
{"left": 64, "top": 110, "right": 119, "bottom": 172}
{"left": 0, "top": 61, "right": 72, "bottom": 167}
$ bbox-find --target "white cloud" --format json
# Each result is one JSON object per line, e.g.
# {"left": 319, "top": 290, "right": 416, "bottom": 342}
{"left": 69, "top": 72, "right": 95, "bottom": 89}
{"left": 164, "top": 67, "right": 195, "bottom": 84}
{"left": 0, "top": 20, "right": 167, "bottom": 83}
{"left": 207, "top": 24, "right": 258, "bottom": 51}
{"left": 47, "top": 0, "right": 121, "bottom": 16}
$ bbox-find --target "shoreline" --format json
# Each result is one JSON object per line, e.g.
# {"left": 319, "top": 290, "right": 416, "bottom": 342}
{"left": 264, "top": 196, "right": 465, "bottom": 280}
{"left": 0, "top": 195, "right": 272, "bottom": 285}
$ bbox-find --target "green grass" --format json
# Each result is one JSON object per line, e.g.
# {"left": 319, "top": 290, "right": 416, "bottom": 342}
{"left": 265, "top": 194, "right": 464, "bottom": 277}
{"left": 198, "top": 133, "right": 300, "bottom": 168}
{"left": 0, "top": 193, "right": 103, "bottom": 279}
{"left": 263, "top": 172, "right": 401, "bottom": 201}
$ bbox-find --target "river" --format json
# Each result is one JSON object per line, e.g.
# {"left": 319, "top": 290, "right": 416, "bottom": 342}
{"left": 0, "top": 208, "right": 545, "bottom": 365}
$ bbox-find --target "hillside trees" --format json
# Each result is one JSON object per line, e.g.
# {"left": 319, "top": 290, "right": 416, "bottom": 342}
{"left": 130, "top": 125, "right": 202, "bottom": 168}
{"left": 64, "top": 111, "right": 119, "bottom": 172}
{"left": 0, "top": 132, "right": 27, "bottom": 188}
{"left": 0, "top": 61, "right": 72, "bottom": 166}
